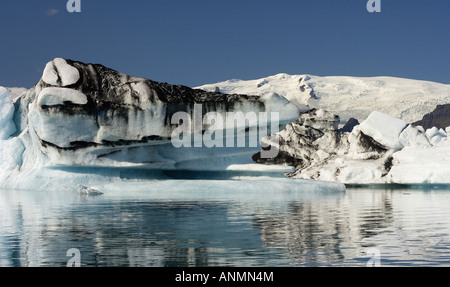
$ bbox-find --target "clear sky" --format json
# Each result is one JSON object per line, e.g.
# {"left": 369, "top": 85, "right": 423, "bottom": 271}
{"left": 1, "top": 0, "right": 449, "bottom": 88}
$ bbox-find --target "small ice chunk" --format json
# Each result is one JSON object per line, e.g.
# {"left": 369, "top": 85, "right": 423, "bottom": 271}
{"left": 425, "top": 127, "right": 448, "bottom": 144}
{"left": 425, "top": 127, "right": 444, "bottom": 144}
{"left": 42, "top": 58, "right": 80, "bottom": 87}
{"left": 359, "top": 111, "right": 407, "bottom": 150}
{"left": 425, "top": 127, "right": 439, "bottom": 139}
{"left": 37, "top": 87, "right": 88, "bottom": 106}
{"left": 78, "top": 185, "right": 103, "bottom": 196}
{"left": 398, "top": 125, "right": 431, "bottom": 148}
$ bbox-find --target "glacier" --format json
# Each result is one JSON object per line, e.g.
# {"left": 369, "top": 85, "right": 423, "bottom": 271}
{"left": 0, "top": 58, "right": 345, "bottom": 192}
{"left": 196, "top": 73, "right": 450, "bottom": 125}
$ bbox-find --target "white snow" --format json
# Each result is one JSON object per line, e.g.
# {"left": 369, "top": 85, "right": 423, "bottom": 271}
{"left": 42, "top": 58, "right": 80, "bottom": 86}
{"left": 37, "top": 87, "right": 88, "bottom": 106}
{"left": 196, "top": 74, "right": 450, "bottom": 124}
{"left": 0, "top": 87, "right": 16, "bottom": 140}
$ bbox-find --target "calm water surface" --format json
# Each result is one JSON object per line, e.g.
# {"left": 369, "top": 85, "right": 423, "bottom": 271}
{"left": 1, "top": 184, "right": 450, "bottom": 267}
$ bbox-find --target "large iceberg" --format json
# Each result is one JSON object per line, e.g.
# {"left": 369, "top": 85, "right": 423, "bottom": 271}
{"left": 0, "top": 58, "right": 346, "bottom": 192}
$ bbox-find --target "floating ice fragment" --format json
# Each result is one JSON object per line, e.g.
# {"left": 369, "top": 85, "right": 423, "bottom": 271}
{"left": 78, "top": 185, "right": 104, "bottom": 196}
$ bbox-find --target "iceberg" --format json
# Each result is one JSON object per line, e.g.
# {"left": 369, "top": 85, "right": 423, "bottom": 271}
{"left": 389, "top": 143, "right": 450, "bottom": 184}
{"left": 78, "top": 185, "right": 104, "bottom": 196}
{"left": 359, "top": 111, "right": 408, "bottom": 151}
{"left": 256, "top": 109, "right": 450, "bottom": 185}
{"left": 0, "top": 58, "right": 345, "bottom": 192}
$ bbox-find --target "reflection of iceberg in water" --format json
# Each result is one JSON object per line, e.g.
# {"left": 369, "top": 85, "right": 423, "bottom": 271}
{"left": 0, "top": 185, "right": 344, "bottom": 267}
{"left": 2, "top": 186, "right": 450, "bottom": 267}
{"left": 254, "top": 188, "right": 450, "bottom": 266}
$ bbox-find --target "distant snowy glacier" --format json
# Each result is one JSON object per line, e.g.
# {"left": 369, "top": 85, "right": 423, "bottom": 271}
{"left": 1, "top": 59, "right": 449, "bottom": 191}
{"left": 196, "top": 73, "right": 450, "bottom": 125}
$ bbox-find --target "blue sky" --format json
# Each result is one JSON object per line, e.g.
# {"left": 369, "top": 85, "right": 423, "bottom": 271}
{"left": 1, "top": 0, "right": 449, "bottom": 88}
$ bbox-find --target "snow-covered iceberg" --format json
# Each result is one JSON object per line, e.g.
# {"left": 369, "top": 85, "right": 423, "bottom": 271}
{"left": 0, "top": 58, "right": 346, "bottom": 192}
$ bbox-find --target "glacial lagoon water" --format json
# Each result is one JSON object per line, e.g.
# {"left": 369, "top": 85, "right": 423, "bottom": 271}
{"left": 2, "top": 182, "right": 450, "bottom": 267}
